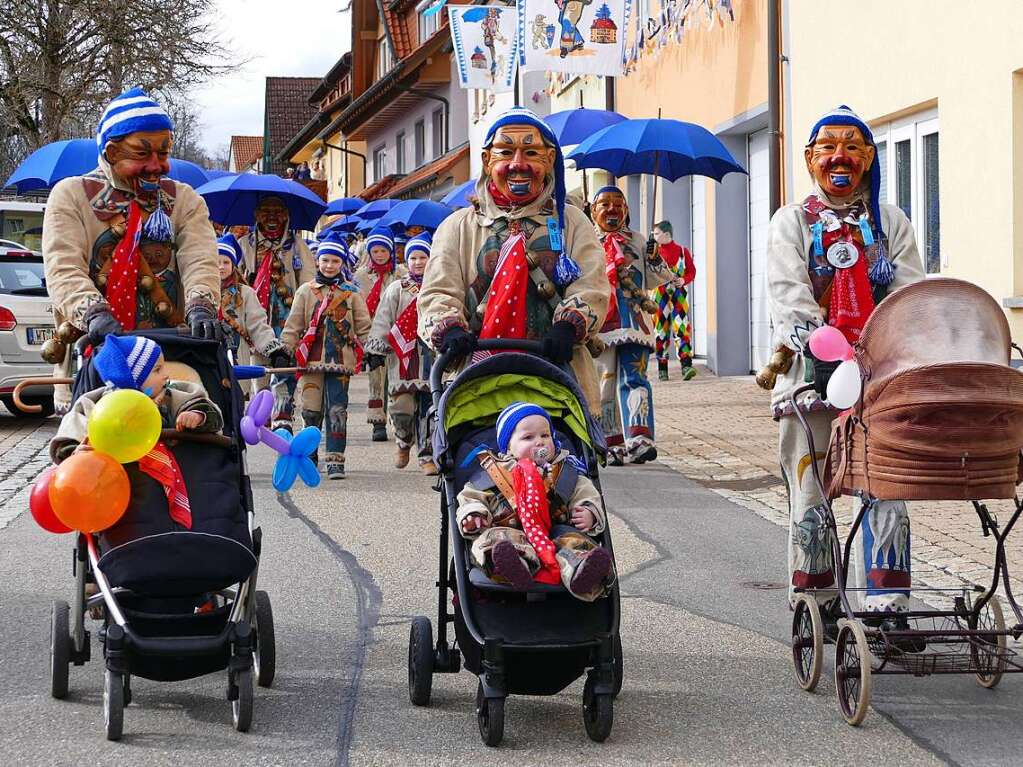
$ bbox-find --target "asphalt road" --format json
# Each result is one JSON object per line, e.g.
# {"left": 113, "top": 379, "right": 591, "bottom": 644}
{"left": 0, "top": 378, "right": 1019, "bottom": 765}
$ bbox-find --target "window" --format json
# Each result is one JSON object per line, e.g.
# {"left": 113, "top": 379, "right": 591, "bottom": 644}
{"left": 396, "top": 131, "right": 406, "bottom": 174}
{"left": 414, "top": 119, "right": 426, "bottom": 167}
{"left": 872, "top": 111, "right": 940, "bottom": 273}
{"left": 432, "top": 108, "right": 444, "bottom": 158}
{"left": 375, "top": 37, "right": 394, "bottom": 80}
{"left": 372, "top": 145, "right": 386, "bottom": 182}
{"left": 417, "top": 0, "right": 439, "bottom": 44}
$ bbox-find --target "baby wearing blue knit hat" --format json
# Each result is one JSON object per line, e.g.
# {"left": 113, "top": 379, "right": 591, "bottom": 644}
{"left": 456, "top": 401, "right": 614, "bottom": 602}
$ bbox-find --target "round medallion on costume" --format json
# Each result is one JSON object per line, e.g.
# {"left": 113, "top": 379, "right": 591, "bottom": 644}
{"left": 826, "top": 240, "right": 859, "bottom": 269}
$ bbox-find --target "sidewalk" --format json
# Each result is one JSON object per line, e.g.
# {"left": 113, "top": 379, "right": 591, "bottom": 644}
{"left": 0, "top": 415, "right": 56, "bottom": 531}
{"left": 650, "top": 364, "right": 1020, "bottom": 600}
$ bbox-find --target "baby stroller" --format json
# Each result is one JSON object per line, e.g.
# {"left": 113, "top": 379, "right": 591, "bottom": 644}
{"left": 47, "top": 329, "right": 275, "bottom": 740}
{"left": 790, "top": 278, "right": 1023, "bottom": 725}
{"left": 407, "top": 339, "right": 622, "bottom": 746}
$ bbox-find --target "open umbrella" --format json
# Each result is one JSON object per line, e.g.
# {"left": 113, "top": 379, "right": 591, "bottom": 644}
{"left": 441, "top": 179, "right": 476, "bottom": 209}
{"left": 203, "top": 168, "right": 235, "bottom": 181}
{"left": 320, "top": 215, "right": 362, "bottom": 237}
{"left": 324, "top": 197, "right": 366, "bottom": 216}
{"left": 167, "top": 159, "right": 211, "bottom": 188}
{"left": 544, "top": 108, "right": 626, "bottom": 147}
{"left": 4, "top": 139, "right": 96, "bottom": 191}
{"left": 195, "top": 174, "right": 327, "bottom": 229}
{"left": 377, "top": 199, "right": 453, "bottom": 232}
{"left": 354, "top": 199, "right": 400, "bottom": 221}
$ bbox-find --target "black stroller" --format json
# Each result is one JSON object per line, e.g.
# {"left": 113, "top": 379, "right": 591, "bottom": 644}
{"left": 407, "top": 339, "right": 622, "bottom": 746}
{"left": 47, "top": 329, "right": 275, "bottom": 740}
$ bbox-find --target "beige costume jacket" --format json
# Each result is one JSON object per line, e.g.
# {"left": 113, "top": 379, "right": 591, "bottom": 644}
{"left": 596, "top": 228, "right": 674, "bottom": 349}
{"left": 280, "top": 280, "right": 372, "bottom": 375}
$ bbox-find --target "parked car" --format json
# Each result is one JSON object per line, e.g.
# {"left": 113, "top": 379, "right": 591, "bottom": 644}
{"left": 0, "top": 250, "right": 55, "bottom": 417}
{"left": 0, "top": 200, "right": 45, "bottom": 252}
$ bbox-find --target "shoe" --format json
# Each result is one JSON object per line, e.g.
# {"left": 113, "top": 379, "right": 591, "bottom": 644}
{"left": 682, "top": 365, "right": 697, "bottom": 380}
{"left": 420, "top": 460, "right": 439, "bottom": 476}
{"left": 371, "top": 423, "right": 388, "bottom": 442}
{"left": 569, "top": 547, "right": 612, "bottom": 597}
{"left": 657, "top": 360, "right": 669, "bottom": 381}
{"left": 607, "top": 449, "right": 625, "bottom": 467}
{"left": 629, "top": 444, "right": 658, "bottom": 464}
{"left": 491, "top": 541, "right": 534, "bottom": 590}
{"left": 395, "top": 446, "right": 411, "bottom": 469}
{"left": 327, "top": 463, "right": 346, "bottom": 480}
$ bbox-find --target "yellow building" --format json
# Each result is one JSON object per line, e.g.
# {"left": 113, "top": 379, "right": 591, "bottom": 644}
{"left": 785, "top": 0, "right": 1023, "bottom": 336}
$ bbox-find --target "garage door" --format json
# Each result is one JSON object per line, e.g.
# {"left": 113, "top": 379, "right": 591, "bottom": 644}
{"left": 747, "top": 129, "right": 771, "bottom": 372}
{"left": 689, "top": 176, "right": 707, "bottom": 359}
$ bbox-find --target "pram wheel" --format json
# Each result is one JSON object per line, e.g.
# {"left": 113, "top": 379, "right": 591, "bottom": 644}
{"left": 103, "top": 669, "right": 124, "bottom": 741}
{"left": 834, "top": 620, "right": 872, "bottom": 726}
{"left": 476, "top": 679, "right": 505, "bottom": 747}
{"left": 49, "top": 600, "right": 71, "bottom": 699}
{"left": 232, "top": 668, "right": 254, "bottom": 732}
{"left": 408, "top": 616, "right": 434, "bottom": 706}
{"left": 970, "top": 595, "right": 1007, "bottom": 689}
{"left": 253, "top": 590, "right": 276, "bottom": 688}
{"left": 791, "top": 594, "right": 824, "bottom": 692}
{"left": 583, "top": 673, "right": 614, "bottom": 742}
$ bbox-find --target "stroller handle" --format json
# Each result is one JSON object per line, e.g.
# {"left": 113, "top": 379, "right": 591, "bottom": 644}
{"left": 429, "top": 338, "right": 546, "bottom": 401}
{"left": 788, "top": 383, "right": 830, "bottom": 505}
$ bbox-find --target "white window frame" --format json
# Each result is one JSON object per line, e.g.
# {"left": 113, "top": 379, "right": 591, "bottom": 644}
{"left": 372, "top": 144, "right": 387, "bottom": 183}
{"left": 416, "top": 0, "right": 439, "bottom": 45}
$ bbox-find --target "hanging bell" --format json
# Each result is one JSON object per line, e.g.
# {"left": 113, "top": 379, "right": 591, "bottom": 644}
{"left": 40, "top": 338, "right": 68, "bottom": 364}
{"left": 276, "top": 284, "right": 289, "bottom": 298}
{"left": 641, "top": 298, "right": 659, "bottom": 314}
{"left": 156, "top": 301, "right": 172, "bottom": 318}
{"left": 56, "top": 322, "right": 81, "bottom": 343}
{"left": 140, "top": 275, "right": 155, "bottom": 291}
{"left": 536, "top": 280, "right": 556, "bottom": 300}
{"left": 525, "top": 250, "right": 540, "bottom": 269}
{"left": 283, "top": 296, "right": 293, "bottom": 307}
{"left": 97, "top": 274, "right": 108, "bottom": 288}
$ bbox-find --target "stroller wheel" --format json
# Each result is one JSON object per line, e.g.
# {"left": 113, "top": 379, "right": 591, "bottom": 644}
{"left": 50, "top": 600, "right": 71, "bottom": 699}
{"left": 612, "top": 634, "right": 623, "bottom": 698}
{"left": 791, "top": 594, "right": 824, "bottom": 692}
{"left": 583, "top": 674, "right": 614, "bottom": 742}
{"left": 232, "top": 668, "right": 254, "bottom": 732}
{"left": 254, "top": 591, "right": 277, "bottom": 688}
{"left": 408, "top": 617, "right": 434, "bottom": 706}
{"left": 970, "top": 595, "right": 1007, "bottom": 689}
{"left": 834, "top": 620, "right": 872, "bottom": 726}
{"left": 476, "top": 680, "right": 505, "bottom": 747}
{"left": 103, "top": 669, "right": 124, "bottom": 741}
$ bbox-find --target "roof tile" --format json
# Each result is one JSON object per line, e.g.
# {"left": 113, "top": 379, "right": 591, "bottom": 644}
{"left": 264, "top": 77, "right": 321, "bottom": 175}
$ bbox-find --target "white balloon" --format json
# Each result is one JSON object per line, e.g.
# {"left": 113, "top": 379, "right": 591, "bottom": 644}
{"left": 826, "top": 359, "right": 862, "bottom": 409}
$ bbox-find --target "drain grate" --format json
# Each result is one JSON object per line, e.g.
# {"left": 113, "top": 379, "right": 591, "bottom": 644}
{"left": 741, "top": 581, "right": 786, "bottom": 590}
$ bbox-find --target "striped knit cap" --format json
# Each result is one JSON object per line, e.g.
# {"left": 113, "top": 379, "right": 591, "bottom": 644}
{"left": 93, "top": 335, "right": 162, "bottom": 391}
{"left": 96, "top": 87, "right": 174, "bottom": 150}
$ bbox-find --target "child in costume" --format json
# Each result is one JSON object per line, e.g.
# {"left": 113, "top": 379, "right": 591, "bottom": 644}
{"left": 216, "top": 234, "right": 291, "bottom": 377}
{"left": 364, "top": 232, "right": 437, "bottom": 474}
{"left": 456, "top": 402, "right": 614, "bottom": 602}
{"left": 280, "top": 235, "right": 371, "bottom": 479}
{"left": 354, "top": 226, "right": 407, "bottom": 442}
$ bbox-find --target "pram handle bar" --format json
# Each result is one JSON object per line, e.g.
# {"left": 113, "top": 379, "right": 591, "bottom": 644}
{"left": 788, "top": 383, "right": 830, "bottom": 505}
{"left": 430, "top": 338, "right": 547, "bottom": 405}
{"left": 160, "top": 429, "right": 235, "bottom": 449}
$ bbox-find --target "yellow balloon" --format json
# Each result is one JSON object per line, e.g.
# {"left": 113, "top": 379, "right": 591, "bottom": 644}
{"left": 87, "top": 389, "right": 162, "bottom": 463}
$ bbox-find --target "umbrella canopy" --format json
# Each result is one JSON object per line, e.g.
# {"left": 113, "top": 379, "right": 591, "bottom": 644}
{"left": 4, "top": 139, "right": 96, "bottom": 191}
{"left": 355, "top": 217, "right": 380, "bottom": 234}
{"left": 377, "top": 199, "right": 453, "bottom": 232}
{"left": 195, "top": 173, "right": 327, "bottom": 229}
{"left": 324, "top": 197, "right": 366, "bottom": 216}
{"left": 320, "top": 215, "right": 362, "bottom": 238}
{"left": 203, "top": 168, "right": 235, "bottom": 180}
{"left": 167, "top": 159, "right": 211, "bottom": 188}
{"left": 567, "top": 118, "right": 746, "bottom": 182}
{"left": 354, "top": 199, "right": 400, "bottom": 221}
{"left": 440, "top": 179, "right": 476, "bottom": 209}
{"left": 543, "top": 108, "right": 626, "bottom": 147}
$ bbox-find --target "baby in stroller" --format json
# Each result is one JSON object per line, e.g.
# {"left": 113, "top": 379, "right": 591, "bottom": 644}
{"left": 50, "top": 334, "right": 223, "bottom": 462}
{"left": 457, "top": 401, "right": 614, "bottom": 601}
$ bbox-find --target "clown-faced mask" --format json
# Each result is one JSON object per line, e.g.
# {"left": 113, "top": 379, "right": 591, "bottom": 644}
{"left": 592, "top": 190, "right": 627, "bottom": 233}
{"left": 105, "top": 130, "right": 173, "bottom": 194}
{"left": 804, "top": 125, "right": 875, "bottom": 200}
{"left": 482, "top": 125, "right": 555, "bottom": 206}
{"left": 255, "top": 198, "right": 288, "bottom": 240}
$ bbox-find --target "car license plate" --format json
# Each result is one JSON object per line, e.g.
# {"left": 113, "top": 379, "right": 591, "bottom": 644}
{"left": 27, "top": 326, "right": 55, "bottom": 345}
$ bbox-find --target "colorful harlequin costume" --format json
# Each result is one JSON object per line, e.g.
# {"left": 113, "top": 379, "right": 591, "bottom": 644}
{"left": 767, "top": 106, "right": 925, "bottom": 612}
{"left": 216, "top": 234, "right": 284, "bottom": 370}
{"left": 649, "top": 222, "right": 697, "bottom": 378}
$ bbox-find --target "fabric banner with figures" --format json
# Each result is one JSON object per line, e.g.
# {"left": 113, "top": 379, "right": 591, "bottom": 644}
{"left": 449, "top": 5, "right": 518, "bottom": 92}
{"left": 518, "top": 0, "right": 630, "bottom": 77}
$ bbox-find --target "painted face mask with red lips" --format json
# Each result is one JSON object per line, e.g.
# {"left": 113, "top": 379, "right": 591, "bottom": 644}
{"left": 592, "top": 189, "right": 628, "bottom": 234}
{"left": 254, "top": 197, "right": 288, "bottom": 240}
{"left": 804, "top": 125, "right": 875, "bottom": 201}
{"left": 105, "top": 130, "right": 173, "bottom": 196}
{"left": 482, "top": 125, "right": 555, "bottom": 207}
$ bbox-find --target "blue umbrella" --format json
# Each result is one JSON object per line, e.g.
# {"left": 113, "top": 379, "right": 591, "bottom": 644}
{"left": 204, "top": 168, "right": 235, "bottom": 180}
{"left": 354, "top": 199, "right": 400, "bottom": 221}
{"left": 167, "top": 158, "right": 211, "bottom": 188}
{"left": 441, "top": 179, "right": 476, "bottom": 208}
{"left": 324, "top": 197, "right": 366, "bottom": 216}
{"left": 195, "top": 174, "right": 327, "bottom": 229}
{"left": 4, "top": 139, "right": 96, "bottom": 191}
{"left": 355, "top": 217, "right": 380, "bottom": 234}
{"left": 320, "top": 215, "right": 362, "bottom": 238}
{"left": 461, "top": 7, "right": 491, "bottom": 22}
{"left": 543, "top": 108, "right": 626, "bottom": 147}
{"left": 567, "top": 118, "right": 746, "bottom": 182}
{"left": 377, "top": 199, "right": 453, "bottom": 232}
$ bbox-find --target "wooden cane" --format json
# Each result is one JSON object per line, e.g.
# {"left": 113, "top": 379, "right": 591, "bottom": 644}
{"left": 12, "top": 377, "right": 74, "bottom": 413}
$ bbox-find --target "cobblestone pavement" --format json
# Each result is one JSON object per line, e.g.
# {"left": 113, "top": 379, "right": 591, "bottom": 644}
{"left": 0, "top": 411, "right": 56, "bottom": 531}
{"left": 650, "top": 364, "right": 1022, "bottom": 603}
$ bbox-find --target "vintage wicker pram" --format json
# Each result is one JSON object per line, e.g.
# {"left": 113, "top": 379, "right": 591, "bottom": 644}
{"left": 789, "top": 278, "right": 1023, "bottom": 725}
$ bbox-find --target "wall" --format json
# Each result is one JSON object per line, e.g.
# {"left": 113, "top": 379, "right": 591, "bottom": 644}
{"left": 785, "top": 0, "right": 1023, "bottom": 335}
{"left": 468, "top": 71, "right": 551, "bottom": 178}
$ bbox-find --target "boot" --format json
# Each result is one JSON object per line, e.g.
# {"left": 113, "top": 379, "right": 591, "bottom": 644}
{"left": 420, "top": 459, "right": 439, "bottom": 476}
{"left": 681, "top": 357, "right": 697, "bottom": 380}
{"left": 657, "top": 359, "right": 669, "bottom": 381}
{"left": 491, "top": 541, "right": 534, "bottom": 590}
{"left": 372, "top": 423, "right": 388, "bottom": 442}
{"left": 395, "top": 445, "right": 411, "bottom": 469}
{"left": 326, "top": 454, "right": 346, "bottom": 479}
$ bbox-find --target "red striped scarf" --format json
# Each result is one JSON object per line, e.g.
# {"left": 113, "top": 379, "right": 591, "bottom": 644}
{"left": 139, "top": 443, "right": 191, "bottom": 529}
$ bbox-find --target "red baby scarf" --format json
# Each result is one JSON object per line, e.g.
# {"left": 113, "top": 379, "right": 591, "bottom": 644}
{"left": 511, "top": 458, "right": 561, "bottom": 585}
{"left": 139, "top": 443, "right": 191, "bottom": 529}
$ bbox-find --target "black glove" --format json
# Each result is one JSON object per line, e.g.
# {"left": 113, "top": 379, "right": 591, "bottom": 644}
{"left": 439, "top": 325, "right": 476, "bottom": 358}
{"left": 269, "top": 349, "right": 293, "bottom": 370}
{"left": 541, "top": 320, "right": 577, "bottom": 364}
{"left": 86, "top": 309, "right": 122, "bottom": 346}
{"left": 365, "top": 353, "right": 386, "bottom": 371}
{"left": 809, "top": 354, "right": 842, "bottom": 398}
{"left": 646, "top": 235, "right": 656, "bottom": 257}
{"left": 186, "top": 304, "right": 223, "bottom": 340}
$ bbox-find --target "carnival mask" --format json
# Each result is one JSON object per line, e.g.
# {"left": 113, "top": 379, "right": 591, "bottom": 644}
{"left": 482, "top": 125, "right": 555, "bottom": 206}
{"left": 255, "top": 198, "right": 288, "bottom": 240}
{"left": 592, "top": 190, "right": 628, "bottom": 233}
{"left": 104, "top": 130, "right": 173, "bottom": 195}
{"left": 804, "top": 125, "right": 875, "bottom": 200}
{"left": 141, "top": 240, "right": 173, "bottom": 272}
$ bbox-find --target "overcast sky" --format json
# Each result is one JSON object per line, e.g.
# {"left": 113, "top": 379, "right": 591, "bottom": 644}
{"left": 192, "top": 0, "right": 352, "bottom": 153}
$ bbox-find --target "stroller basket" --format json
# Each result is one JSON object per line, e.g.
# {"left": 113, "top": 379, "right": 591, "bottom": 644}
{"left": 868, "top": 627, "right": 1020, "bottom": 677}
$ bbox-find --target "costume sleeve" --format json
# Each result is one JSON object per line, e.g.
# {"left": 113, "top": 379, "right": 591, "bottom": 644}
{"left": 241, "top": 286, "right": 282, "bottom": 356}
{"left": 366, "top": 280, "right": 400, "bottom": 355}
{"left": 175, "top": 395, "right": 224, "bottom": 434}
{"left": 279, "top": 284, "right": 310, "bottom": 351}
{"left": 766, "top": 205, "right": 822, "bottom": 352}
{"left": 172, "top": 183, "right": 220, "bottom": 311}
{"left": 682, "top": 247, "right": 696, "bottom": 285}
{"left": 293, "top": 237, "right": 317, "bottom": 286}
{"left": 41, "top": 179, "right": 104, "bottom": 330}
{"left": 567, "top": 474, "right": 607, "bottom": 535}
{"left": 350, "top": 291, "right": 373, "bottom": 343}
{"left": 556, "top": 206, "right": 610, "bottom": 341}
{"left": 455, "top": 481, "right": 495, "bottom": 537}
{"left": 418, "top": 210, "right": 472, "bottom": 349}
{"left": 49, "top": 393, "right": 96, "bottom": 463}
{"left": 883, "top": 204, "right": 926, "bottom": 292}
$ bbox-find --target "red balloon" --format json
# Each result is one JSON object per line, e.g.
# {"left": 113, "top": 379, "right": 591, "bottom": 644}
{"left": 30, "top": 467, "right": 72, "bottom": 534}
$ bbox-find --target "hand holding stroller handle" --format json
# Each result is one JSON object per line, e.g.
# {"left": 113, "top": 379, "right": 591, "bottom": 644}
{"left": 788, "top": 383, "right": 829, "bottom": 504}
{"left": 430, "top": 338, "right": 547, "bottom": 398}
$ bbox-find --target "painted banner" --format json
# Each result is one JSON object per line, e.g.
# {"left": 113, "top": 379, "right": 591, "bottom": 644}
{"left": 518, "top": 0, "right": 630, "bottom": 77}
{"left": 449, "top": 5, "right": 518, "bottom": 92}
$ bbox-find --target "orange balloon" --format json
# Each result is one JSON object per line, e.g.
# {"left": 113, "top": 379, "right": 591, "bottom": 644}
{"left": 49, "top": 451, "right": 131, "bottom": 533}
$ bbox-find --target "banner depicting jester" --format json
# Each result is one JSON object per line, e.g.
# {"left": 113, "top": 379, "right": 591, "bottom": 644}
{"left": 518, "top": 0, "right": 630, "bottom": 76}
{"left": 449, "top": 5, "right": 518, "bottom": 92}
